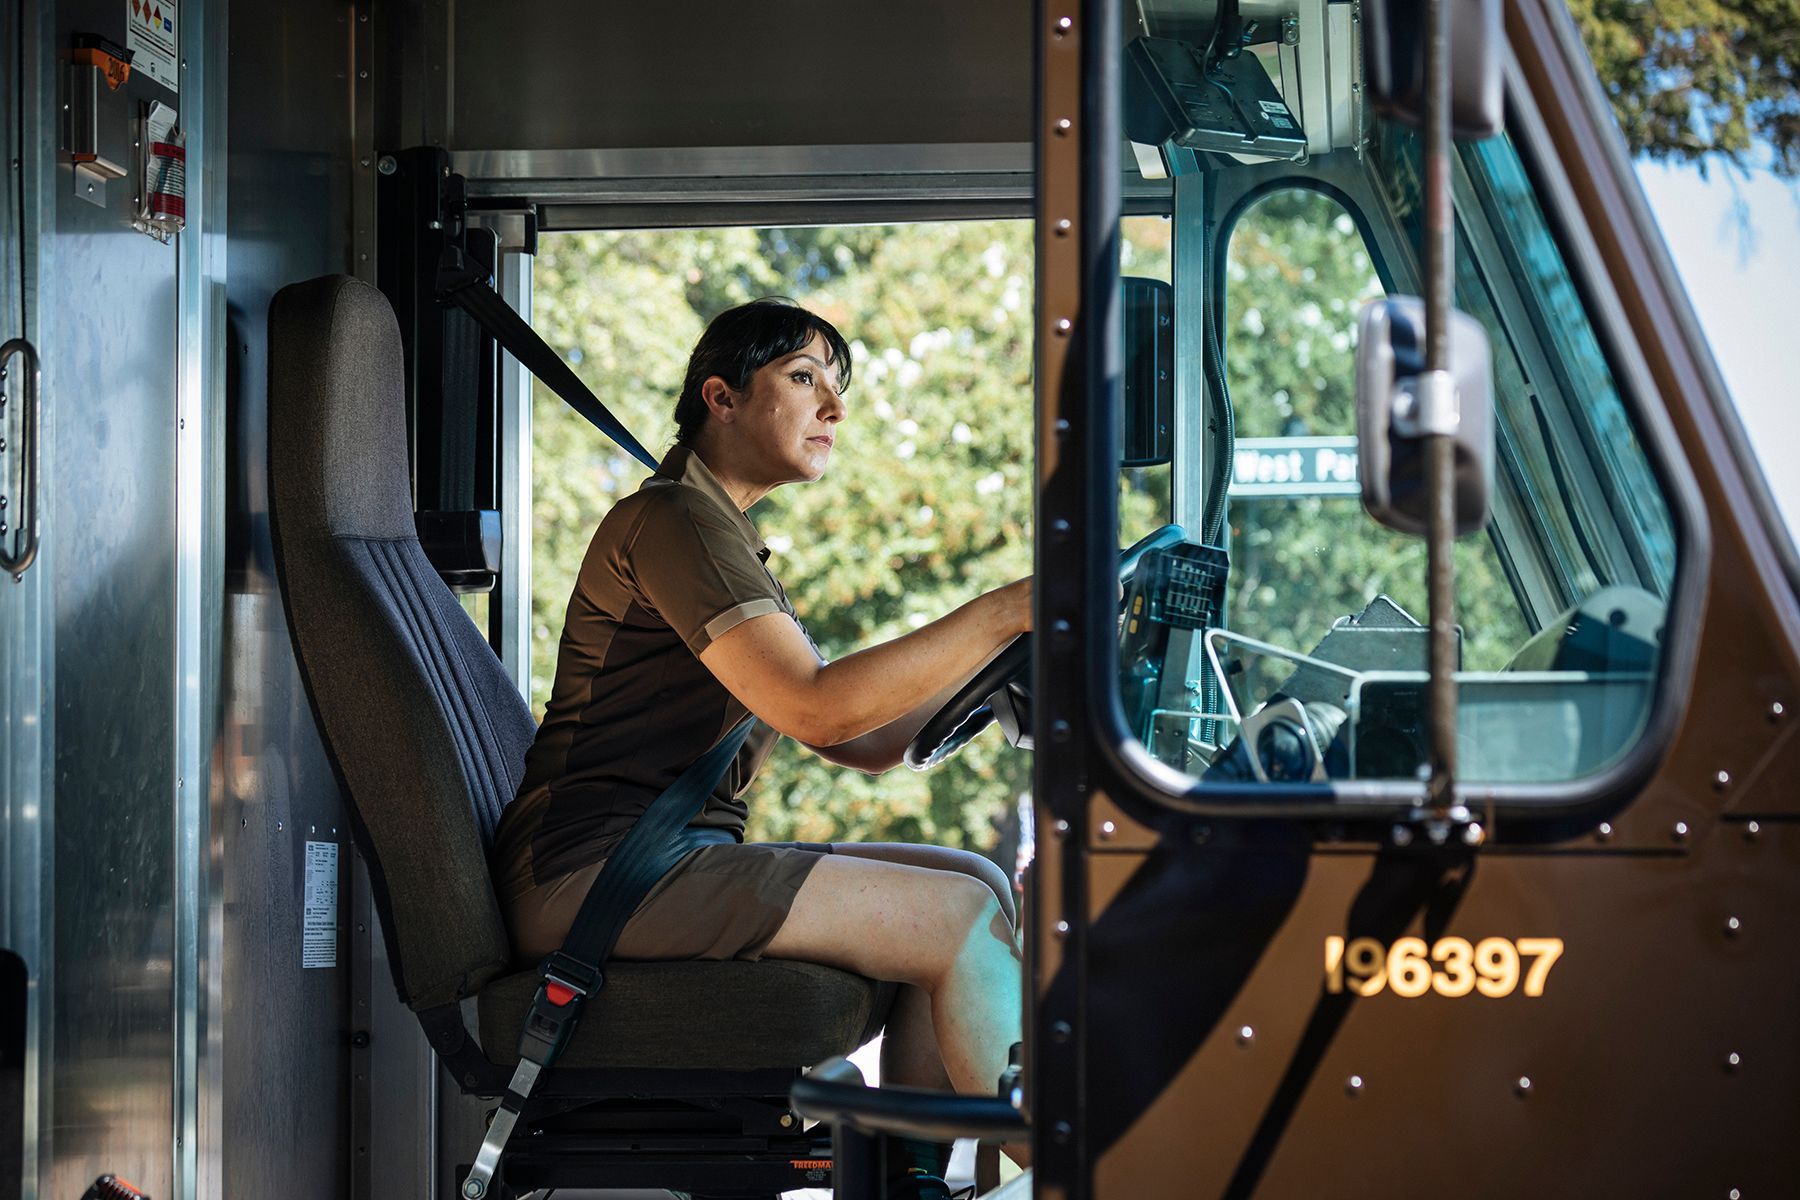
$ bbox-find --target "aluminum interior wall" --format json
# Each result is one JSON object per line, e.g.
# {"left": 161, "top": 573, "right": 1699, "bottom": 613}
{"left": 45, "top": 0, "right": 183, "bottom": 1188}
{"left": 217, "top": 0, "right": 360, "bottom": 1193}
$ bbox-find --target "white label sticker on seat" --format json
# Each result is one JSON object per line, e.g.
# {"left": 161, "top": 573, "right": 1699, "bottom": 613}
{"left": 303, "top": 841, "right": 339, "bottom": 969}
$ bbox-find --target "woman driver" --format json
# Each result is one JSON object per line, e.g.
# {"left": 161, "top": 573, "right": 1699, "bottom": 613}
{"left": 491, "top": 298, "right": 1032, "bottom": 1185}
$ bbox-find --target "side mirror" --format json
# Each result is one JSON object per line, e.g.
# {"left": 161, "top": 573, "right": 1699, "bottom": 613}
{"left": 1355, "top": 297, "right": 1493, "bottom": 536}
{"left": 1121, "top": 276, "right": 1174, "bottom": 468}
{"left": 1363, "top": 0, "right": 1503, "bottom": 140}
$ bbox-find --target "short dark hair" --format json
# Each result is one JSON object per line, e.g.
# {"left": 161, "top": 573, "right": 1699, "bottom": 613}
{"left": 673, "top": 298, "right": 853, "bottom": 445}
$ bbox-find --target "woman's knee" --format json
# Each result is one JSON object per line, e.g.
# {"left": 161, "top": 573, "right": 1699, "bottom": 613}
{"left": 931, "top": 874, "right": 1011, "bottom": 973}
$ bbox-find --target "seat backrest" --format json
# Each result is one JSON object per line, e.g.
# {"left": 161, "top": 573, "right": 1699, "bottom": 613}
{"left": 267, "top": 275, "right": 536, "bottom": 1010}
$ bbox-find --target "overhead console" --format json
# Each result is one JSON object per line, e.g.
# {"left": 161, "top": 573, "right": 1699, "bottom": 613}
{"left": 1126, "top": 0, "right": 1368, "bottom": 174}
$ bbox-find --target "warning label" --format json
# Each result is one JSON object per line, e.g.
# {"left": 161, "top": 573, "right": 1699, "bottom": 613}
{"left": 303, "top": 841, "right": 339, "bottom": 969}
{"left": 126, "top": 0, "right": 179, "bottom": 93}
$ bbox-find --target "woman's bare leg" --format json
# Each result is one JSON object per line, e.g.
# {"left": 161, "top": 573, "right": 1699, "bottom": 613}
{"left": 765, "top": 854, "right": 1030, "bottom": 1166}
{"left": 828, "top": 843, "right": 1015, "bottom": 1092}
{"left": 832, "top": 843, "right": 1016, "bottom": 928}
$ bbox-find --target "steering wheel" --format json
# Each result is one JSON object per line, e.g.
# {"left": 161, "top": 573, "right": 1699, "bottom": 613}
{"left": 904, "top": 524, "right": 1187, "bottom": 770}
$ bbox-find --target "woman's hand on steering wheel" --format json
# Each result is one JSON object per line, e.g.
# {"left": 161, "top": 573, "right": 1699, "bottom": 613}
{"left": 902, "top": 524, "right": 1186, "bottom": 769}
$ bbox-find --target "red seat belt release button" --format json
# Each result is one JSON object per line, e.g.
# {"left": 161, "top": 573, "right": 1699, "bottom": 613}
{"left": 545, "top": 980, "right": 578, "bottom": 1007}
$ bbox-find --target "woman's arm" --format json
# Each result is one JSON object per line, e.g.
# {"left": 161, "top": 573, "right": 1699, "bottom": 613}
{"left": 803, "top": 640, "right": 1011, "bottom": 774}
{"left": 698, "top": 579, "right": 1031, "bottom": 752}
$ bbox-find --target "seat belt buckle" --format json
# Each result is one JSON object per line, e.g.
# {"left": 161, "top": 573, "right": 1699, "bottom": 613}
{"left": 516, "top": 954, "right": 601, "bottom": 1067}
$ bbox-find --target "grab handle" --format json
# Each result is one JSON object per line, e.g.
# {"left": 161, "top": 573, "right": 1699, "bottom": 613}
{"left": 0, "top": 338, "right": 40, "bottom": 580}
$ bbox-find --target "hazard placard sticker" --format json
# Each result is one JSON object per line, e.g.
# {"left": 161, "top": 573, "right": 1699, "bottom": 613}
{"left": 125, "top": 0, "right": 179, "bottom": 93}
{"left": 303, "top": 840, "right": 339, "bottom": 969}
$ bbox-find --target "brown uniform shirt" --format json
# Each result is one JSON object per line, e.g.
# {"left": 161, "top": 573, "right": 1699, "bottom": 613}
{"left": 498, "top": 446, "right": 801, "bottom": 885}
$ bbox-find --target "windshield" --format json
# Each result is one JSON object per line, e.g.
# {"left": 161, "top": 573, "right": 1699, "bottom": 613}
{"left": 1117, "top": 114, "right": 1679, "bottom": 792}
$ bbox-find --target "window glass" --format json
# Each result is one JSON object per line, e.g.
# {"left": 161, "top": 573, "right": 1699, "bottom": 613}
{"left": 1118, "top": 128, "right": 1679, "bottom": 793}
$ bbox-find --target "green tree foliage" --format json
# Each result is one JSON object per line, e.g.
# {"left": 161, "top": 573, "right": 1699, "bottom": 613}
{"left": 1569, "top": 0, "right": 1800, "bottom": 175}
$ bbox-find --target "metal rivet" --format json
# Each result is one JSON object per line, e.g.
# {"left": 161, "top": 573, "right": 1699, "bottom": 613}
{"left": 1391, "top": 825, "right": 1413, "bottom": 847}
{"left": 1714, "top": 770, "right": 1732, "bottom": 791}
{"left": 1595, "top": 821, "right": 1613, "bottom": 841}
{"left": 276, "top": 821, "right": 284, "bottom": 831}
{"left": 1726, "top": 1052, "right": 1741, "bottom": 1072}
{"left": 1462, "top": 822, "right": 1485, "bottom": 846}
{"left": 1053, "top": 1120, "right": 1072, "bottom": 1144}
{"left": 1054, "top": 818, "right": 1070, "bottom": 837}
{"left": 1051, "top": 719, "right": 1072, "bottom": 743}
{"left": 1726, "top": 916, "right": 1741, "bottom": 936}
{"left": 1746, "top": 820, "right": 1762, "bottom": 840}
{"left": 1054, "top": 117, "right": 1072, "bottom": 136}
{"left": 1051, "top": 518, "right": 1071, "bottom": 539}
{"left": 1054, "top": 418, "right": 1071, "bottom": 437}
{"left": 1099, "top": 820, "right": 1116, "bottom": 839}
{"left": 1515, "top": 1076, "right": 1532, "bottom": 1096}
{"left": 358, "top": 68, "right": 369, "bottom": 79}
{"left": 1051, "top": 1020, "right": 1072, "bottom": 1043}
{"left": 1673, "top": 821, "right": 1690, "bottom": 841}
{"left": 1054, "top": 317, "right": 1072, "bottom": 336}
{"left": 1054, "top": 218, "right": 1072, "bottom": 237}
{"left": 1345, "top": 1075, "right": 1364, "bottom": 1096}
{"left": 1237, "top": 1025, "right": 1254, "bottom": 1046}
{"left": 1055, "top": 15, "right": 1073, "bottom": 34}
{"left": 1729, "top": 1189, "right": 1742, "bottom": 1200}
{"left": 1771, "top": 701, "right": 1787, "bottom": 722}
{"left": 1055, "top": 920, "right": 1070, "bottom": 938}
{"left": 359, "top": 156, "right": 371, "bottom": 168}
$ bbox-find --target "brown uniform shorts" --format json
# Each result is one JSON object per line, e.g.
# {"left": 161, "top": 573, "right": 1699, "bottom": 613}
{"left": 499, "top": 840, "right": 833, "bottom": 964}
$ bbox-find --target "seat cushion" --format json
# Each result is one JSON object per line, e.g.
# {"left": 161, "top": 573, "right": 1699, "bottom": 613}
{"left": 478, "top": 960, "right": 895, "bottom": 1070}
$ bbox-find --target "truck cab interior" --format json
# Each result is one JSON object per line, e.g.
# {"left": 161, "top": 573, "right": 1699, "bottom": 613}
{"left": 4, "top": 0, "right": 1796, "bottom": 1196}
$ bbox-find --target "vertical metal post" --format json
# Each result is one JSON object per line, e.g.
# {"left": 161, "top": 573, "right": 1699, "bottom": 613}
{"left": 831, "top": 1125, "right": 883, "bottom": 1200}
{"left": 1170, "top": 166, "right": 1208, "bottom": 540}
{"left": 1422, "top": 0, "right": 1459, "bottom": 809}
{"left": 495, "top": 243, "right": 534, "bottom": 700}
{"left": 175, "top": 2, "right": 230, "bottom": 1196}
{"left": 2, "top": 0, "right": 55, "bottom": 1193}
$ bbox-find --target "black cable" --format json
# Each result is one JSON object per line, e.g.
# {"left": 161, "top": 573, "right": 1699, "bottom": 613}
{"left": 1200, "top": 288, "right": 1236, "bottom": 545}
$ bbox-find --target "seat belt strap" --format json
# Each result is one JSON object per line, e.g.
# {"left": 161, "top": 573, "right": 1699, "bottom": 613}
{"left": 460, "top": 717, "right": 757, "bottom": 1200}
{"left": 438, "top": 263, "right": 660, "bottom": 472}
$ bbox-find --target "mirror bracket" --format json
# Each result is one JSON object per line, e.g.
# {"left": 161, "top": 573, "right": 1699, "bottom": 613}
{"left": 1393, "top": 368, "right": 1461, "bottom": 438}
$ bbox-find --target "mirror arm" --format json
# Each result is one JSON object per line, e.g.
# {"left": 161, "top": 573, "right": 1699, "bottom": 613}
{"left": 1422, "top": 0, "right": 1461, "bottom": 813}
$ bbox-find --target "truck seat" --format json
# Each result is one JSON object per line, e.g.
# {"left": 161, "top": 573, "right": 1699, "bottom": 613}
{"left": 267, "top": 273, "right": 889, "bottom": 1096}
